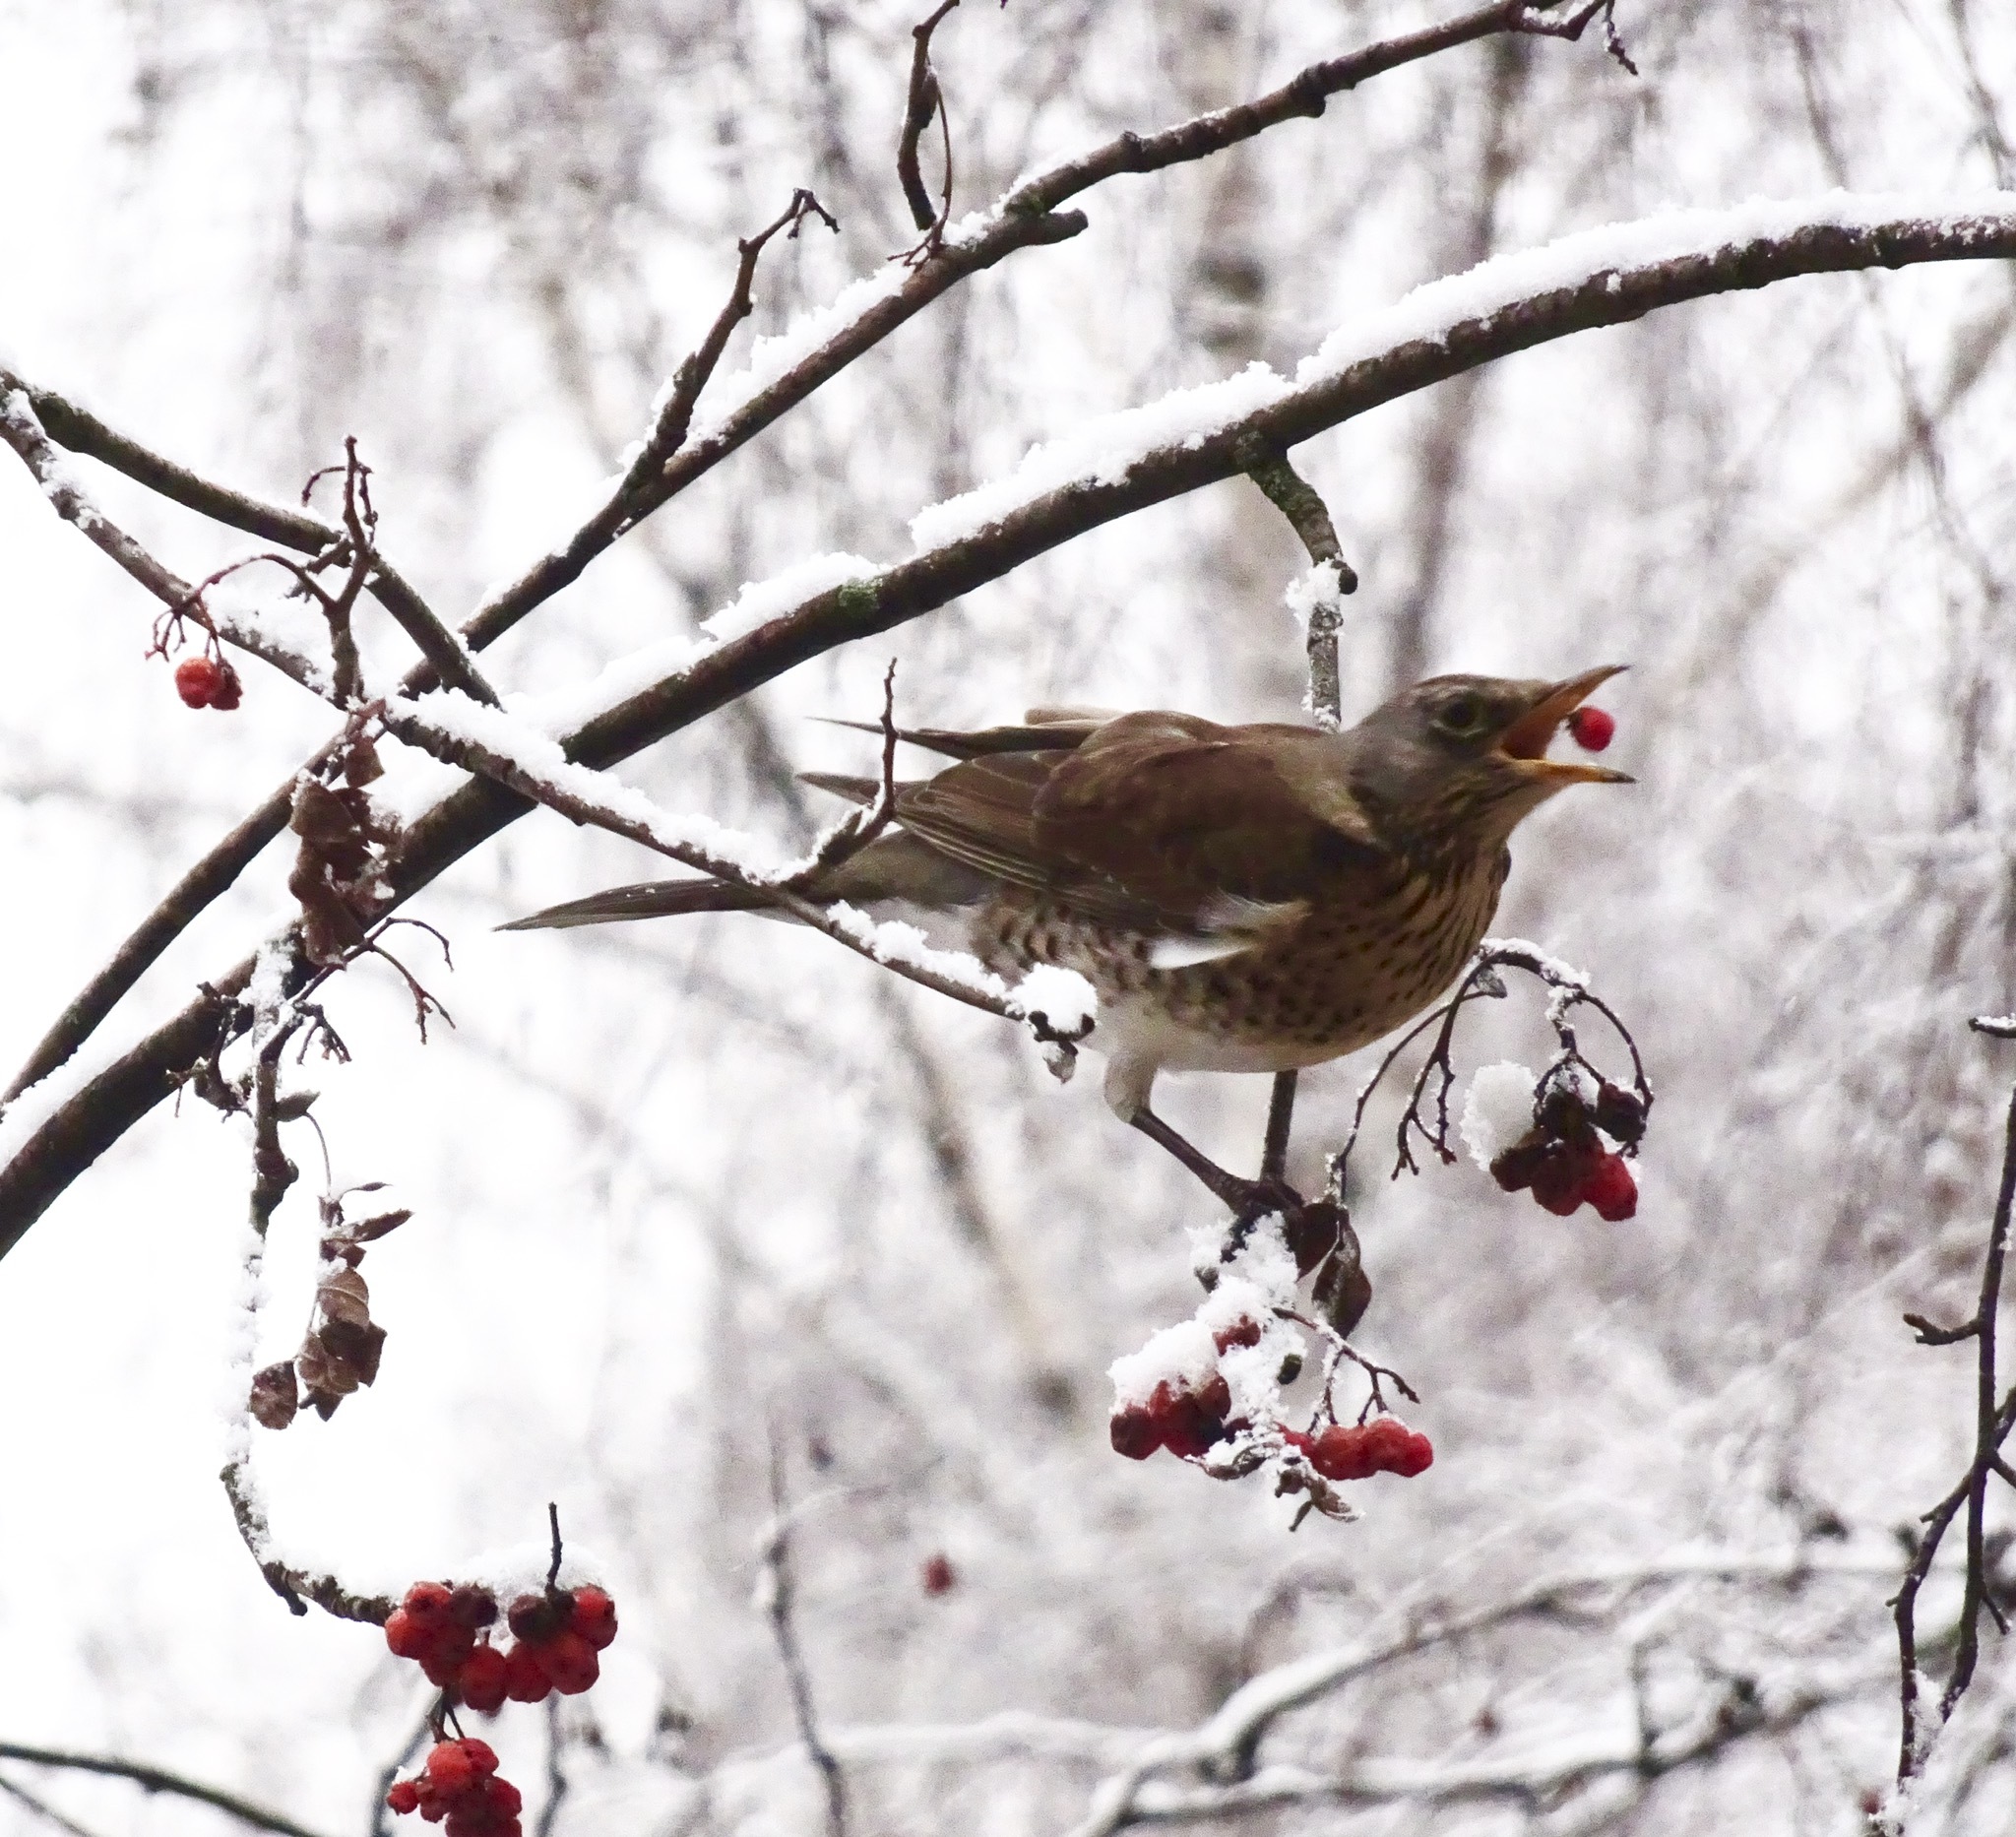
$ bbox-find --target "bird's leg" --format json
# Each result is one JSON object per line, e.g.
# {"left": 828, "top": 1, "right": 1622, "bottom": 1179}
{"left": 1131, "top": 1108, "right": 1299, "bottom": 1223}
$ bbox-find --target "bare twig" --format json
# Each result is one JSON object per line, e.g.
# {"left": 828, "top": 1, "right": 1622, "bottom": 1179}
{"left": 0, "top": 1743, "right": 334, "bottom": 1837}
{"left": 0, "top": 1771, "right": 104, "bottom": 1837}
{"left": 899, "top": 1, "right": 963, "bottom": 230}
{"left": 763, "top": 1439, "right": 848, "bottom": 1837}
{"left": 1237, "top": 438, "right": 1356, "bottom": 1179}
{"left": 1891, "top": 1027, "right": 2016, "bottom": 1796}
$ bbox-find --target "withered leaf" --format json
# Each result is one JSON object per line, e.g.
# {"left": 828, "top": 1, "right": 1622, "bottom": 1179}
{"left": 289, "top": 780, "right": 360, "bottom": 849}
{"left": 348, "top": 1207, "right": 411, "bottom": 1244}
{"left": 248, "top": 1361, "right": 300, "bottom": 1431}
{"left": 317, "top": 1266, "right": 371, "bottom": 1326}
{"left": 316, "top": 1316, "right": 387, "bottom": 1388}
{"left": 295, "top": 1333, "right": 344, "bottom": 1398}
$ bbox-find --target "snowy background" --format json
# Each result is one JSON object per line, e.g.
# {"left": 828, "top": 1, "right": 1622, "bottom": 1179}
{"left": 2, "top": 1, "right": 2015, "bottom": 1833}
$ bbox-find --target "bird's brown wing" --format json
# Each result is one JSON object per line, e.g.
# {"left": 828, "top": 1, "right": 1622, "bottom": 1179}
{"left": 1033, "top": 717, "right": 1388, "bottom": 922}
{"left": 889, "top": 749, "right": 1165, "bottom": 927}
{"left": 892, "top": 713, "right": 1389, "bottom": 936}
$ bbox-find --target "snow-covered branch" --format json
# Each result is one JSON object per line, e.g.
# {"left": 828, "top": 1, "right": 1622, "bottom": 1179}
{"left": 383, "top": 693, "right": 1096, "bottom": 1052}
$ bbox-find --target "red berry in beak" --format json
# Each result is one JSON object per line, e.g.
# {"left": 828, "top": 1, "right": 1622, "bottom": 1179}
{"left": 1567, "top": 706, "right": 1614, "bottom": 751}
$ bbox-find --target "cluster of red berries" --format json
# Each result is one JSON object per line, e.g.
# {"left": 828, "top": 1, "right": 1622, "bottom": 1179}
{"left": 1566, "top": 705, "right": 1614, "bottom": 751}
{"left": 173, "top": 653, "right": 243, "bottom": 710}
{"left": 1109, "top": 1370, "right": 1233, "bottom": 1460}
{"left": 1284, "top": 1417, "right": 1433, "bottom": 1480}
{"left": 1489, "top": 1080, "right": 1643, "bottom": 1221}
{"left": 384, "top": 1579, "right": 617, "bottom": 1712}
{"left": 1108, "top": 1315, "right": 1267, "bottom": 1462}
{"left": 385, "top": 1739, "right": 521, "bottom": 1835}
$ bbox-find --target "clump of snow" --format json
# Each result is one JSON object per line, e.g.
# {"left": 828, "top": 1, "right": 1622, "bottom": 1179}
{"left": 1282, "top": 560, "right": 1346, "bottom": 631}
{"left": 1014, "top": 963, "right": 1098, "bottom": 1035}
{"left": 1481, "top": 935, "right": 1589, "bottom": 989}
{"left": 1107, "top": 1318, "right": 1219, "bottom": 1409}
{"left": 701, "top": 551, "right": 879, "bottom": 646}
{"left": 1462, "top": 1061, "right": 1539, "bottom": 1171}
{"left": 908, "top": 362, "right": 1291, "bottom": 551}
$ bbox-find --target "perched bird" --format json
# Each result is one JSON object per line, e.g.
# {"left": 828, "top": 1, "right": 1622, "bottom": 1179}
{"left": 505, "top": 669, "right": 1628, "bottom": 1202}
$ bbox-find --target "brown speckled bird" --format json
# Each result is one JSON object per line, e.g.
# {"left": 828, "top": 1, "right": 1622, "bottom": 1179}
{"left": 505, "top": 668, "right": 1628, "bottom": 1189}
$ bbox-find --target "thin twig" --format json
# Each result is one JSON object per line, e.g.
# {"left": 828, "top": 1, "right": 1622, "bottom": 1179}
{"left": 1237, "top": 438, "right": 1355, "bottom": 1181}
{"left": 763, "top": 1438, "right": 849, "bottom": 1837}
{"left": 0, "top": 1771, "right": 104, "bottom": 1837}
{"left": 0, "top": 1744, "right": 335, "bottom": 1837}
{"left": 536, "top": 1695, "right": 568, "bottom": 1837}
{"left": 1893, "top": 1040, "right": 2016, "bottom": 1792}
{"left": 899, "top": 1, "right": 963, "bottom": 230}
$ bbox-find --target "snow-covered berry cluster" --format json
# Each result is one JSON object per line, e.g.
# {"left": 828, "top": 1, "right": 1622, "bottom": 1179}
{"left": 383, "top": 1579, "right": 616, "bottom": 1711}
{"left": 1105, "top": 1218, "right": 1428, "bottom": 1523}
{"left": 173, "top": 653, "right": 242, "bottom": 710}
{"left": 385, "top": 1739, "right": 522, "bottom": 1835}
{"left": 1464, "top": 1063, "right": 1644, "bottom": 1222}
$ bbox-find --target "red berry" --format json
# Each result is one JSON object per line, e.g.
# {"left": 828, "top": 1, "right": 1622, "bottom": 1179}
{"left": 539, "top": 1628, "right": 600, "bottom": 1695}
{"left": 413, "top": 1776, "right": 447, "bottom": 1823}
{"left": 1530, "top": 1143, "right": 1595, "bottom": 1216}
{"left": 1583, "top": 1152, "right": 1639, "bottom": 1222}
{"left": 425, "top": 1742, "right": 480, "bottom": 1796}
{"left": 1358, "top": 1418, "right": 1434, "bottom": 1477}
{"left": 1308, "top": 1425, "right": 1378, "bottom": 1481}
{"left": 173, "top": 656, "right": 222, "bottom": 707}
{"left": 568, "top": 1585, "right": 618, "bottom": 1649}
{"left": 385, "top": 1609, "right": 429, "bottom": 1660}
{"left": 1192, "top": 1372, "right": 1231, "bottom": 1421}
{"left": 1594, "top": 1081, "right": 1647, "bottom": 1146}
{"left": 403, "top": 1581, "right": 455, "bottom": 1623}
{"left": 1567, "top": 705, "right": 1614, "bottom": 751}
{"left": 418, "top": 1622, "right": 475, "bottom": 1686}
{"left": 507, "top": 1591, "right": 566, "bottom": 1644}
{"left": 1109, "top": 1405, "right": 1163, "bottom": 1460}
{"left": 483, "top": 1777, "right": 523, "bottom": 1817}
{"left": 1212, "top": 1317, "right": 1262, "bottom": 1353}
{"left": 448, "top": 1584, "right": 498, "bottom": 1629}
{"left": 208, "top": 659, "right": 243, "bottom": 710}
{"left": 502, "top": 1640, "right": 552, "bottom": 1703}
{"left": 457, "top": 1642, "right": 509, "bottom": 1714}
{"left": 387, "top": 1780, "right": 421, "bottom": 1815}
{"left": 920, "top": 1553, "right": 956, "bottom": 1596}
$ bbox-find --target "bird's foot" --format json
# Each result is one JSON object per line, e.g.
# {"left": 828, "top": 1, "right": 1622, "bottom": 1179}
{"left": 1129, "top": 1109, "right": 1373, "bottom": 1338}
{"left": 1129, "top": 1109, "right": 1302, "bottom": 1226}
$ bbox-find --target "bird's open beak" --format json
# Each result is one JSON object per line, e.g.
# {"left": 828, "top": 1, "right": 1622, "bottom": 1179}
{"left": 1493, "top": 665, "right": 1634, "bottom": 785}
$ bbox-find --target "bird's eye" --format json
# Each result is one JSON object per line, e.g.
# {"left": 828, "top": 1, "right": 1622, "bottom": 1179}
{"left": 1435, "top": 696, "right": 1484, "bottom": 735}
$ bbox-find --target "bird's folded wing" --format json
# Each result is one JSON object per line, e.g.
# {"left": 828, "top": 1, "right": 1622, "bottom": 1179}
{"left": 1031, "top": 717, "right": 1391, "bottom": 921}
{"left": 889, "top": 714, "right": 1390, "bottom": 939}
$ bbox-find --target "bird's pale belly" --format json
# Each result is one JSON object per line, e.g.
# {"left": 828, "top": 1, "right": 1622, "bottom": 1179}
{"left": 975, "top": 862, "right": 1504, "bottom": 1104}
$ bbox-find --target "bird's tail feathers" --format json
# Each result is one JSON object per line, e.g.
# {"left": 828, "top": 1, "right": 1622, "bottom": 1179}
{"left": 498, "top": 878, "right": 772, "bottom": 930}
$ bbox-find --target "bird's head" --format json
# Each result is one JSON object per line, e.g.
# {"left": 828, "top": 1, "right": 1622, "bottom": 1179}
{"left": 1346, "top": 666, "right": 1632, "bottom": 853}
